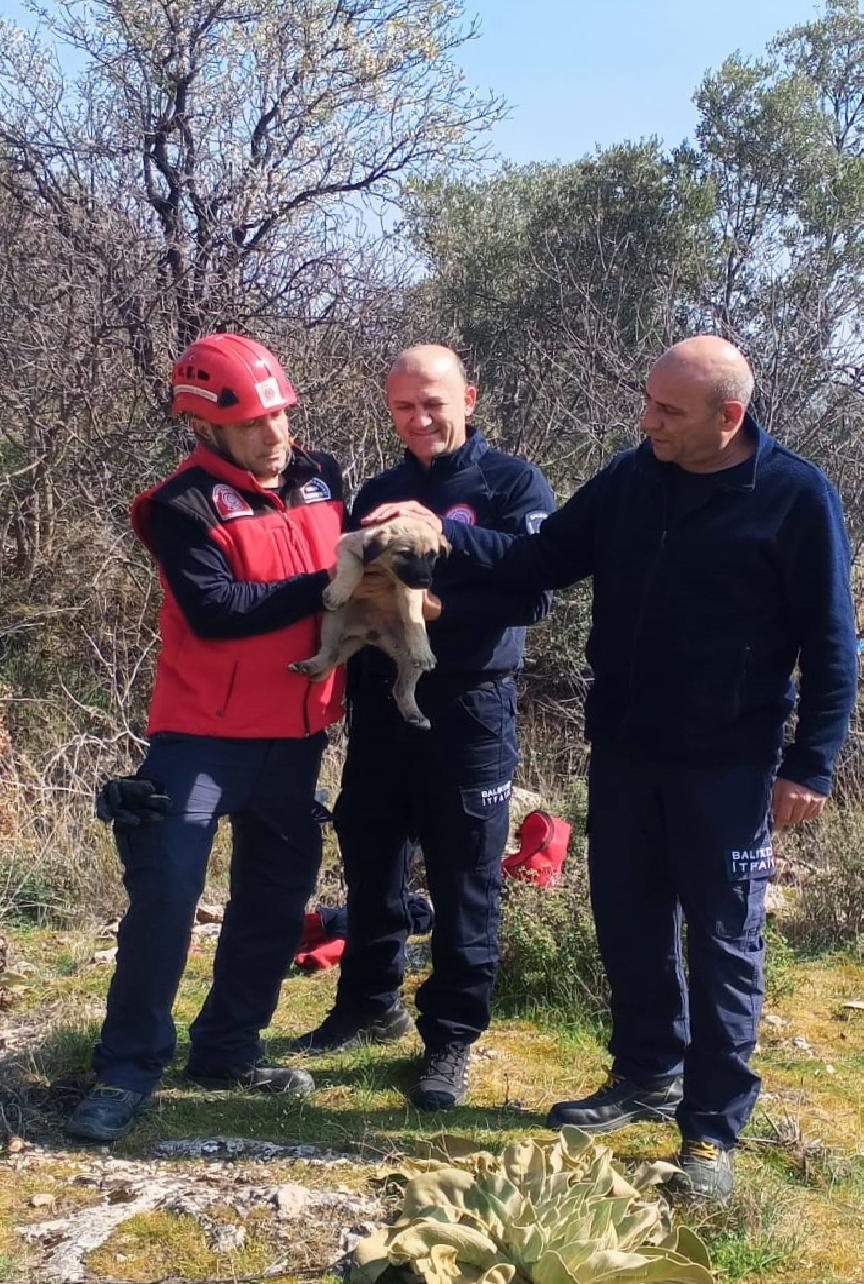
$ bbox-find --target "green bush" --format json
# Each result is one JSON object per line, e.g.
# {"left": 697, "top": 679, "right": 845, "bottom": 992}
{"left": 782, "top": 806, "right": 864, "bottom": 953}
{"left": 495, "top": 857, "right": 608, "bottom": 1023}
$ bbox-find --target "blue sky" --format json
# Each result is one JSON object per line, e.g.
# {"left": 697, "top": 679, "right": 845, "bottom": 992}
{"left": 456, "top": 0, "right": 824, "bottom": 164}
{"left": 2, "top": 0, "right": 825, "bottom": 166}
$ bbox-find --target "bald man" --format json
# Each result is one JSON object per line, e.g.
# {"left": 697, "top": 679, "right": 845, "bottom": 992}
{"left": 293, "top": 345, "right": 555, "bottom": 1108}
{"left": 368, "top": 336, "right": 858, "bottom": 1199}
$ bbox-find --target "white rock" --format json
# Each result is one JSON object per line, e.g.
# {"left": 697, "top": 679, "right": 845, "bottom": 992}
{"left": 273, "top": 1182, "right": 312, "bottom": 1217}
{"left": 210, "top": 1224, "right": 246, "bottom": 1253}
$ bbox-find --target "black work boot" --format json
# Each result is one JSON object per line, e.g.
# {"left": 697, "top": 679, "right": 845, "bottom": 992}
{"left": 290, "top": 1002, "right": 413, "bottom": 1053}
{"left": 65, "top": 1085, "right": 151, "bottom": 1142}
{"left": 672, "top": 1138, "right": 735, "bottom": 1203}
{"left": 546, "top": 1071, "right": 683, "bottom": 1132}
{"left": 410, "top": 1042, "right": 471, "bottom": 1110}
{"left": 184, "top": 1061, "right": 314, "bottom": 1095}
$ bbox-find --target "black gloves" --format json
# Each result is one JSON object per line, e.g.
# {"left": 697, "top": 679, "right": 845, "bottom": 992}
{"left": 95, "top": 777, "right": 171, "bottom": 829}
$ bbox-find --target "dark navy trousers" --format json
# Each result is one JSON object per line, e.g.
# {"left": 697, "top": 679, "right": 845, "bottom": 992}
{"left": 93, "top": 733, "right": 326, "bottom": 1093}
{"left": 334, "top": 673, "right": 519, "bottom": 1047}
{"left": 587, "top": 748, "right": 774, "bottom": 1149}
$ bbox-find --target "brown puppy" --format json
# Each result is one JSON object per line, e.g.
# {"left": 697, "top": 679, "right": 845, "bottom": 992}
{"left": 291, "top": 518, "right": 450, "bottom": 729}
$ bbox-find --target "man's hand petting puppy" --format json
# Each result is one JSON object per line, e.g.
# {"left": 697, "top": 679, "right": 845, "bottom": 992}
{"left": 361, "top": 500, "right": 443, "bottom": 535}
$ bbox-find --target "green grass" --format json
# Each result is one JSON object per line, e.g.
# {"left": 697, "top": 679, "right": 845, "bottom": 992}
{"left": 3, "top": 925, "right": 864, "bottom": 1282}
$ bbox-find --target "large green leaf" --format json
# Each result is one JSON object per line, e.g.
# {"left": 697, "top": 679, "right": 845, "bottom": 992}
{"left": 389, "top": 1220, "right": 499, "bottom": 1270}
{"left": 667, "top": 1226, "right": 712, "bottom": 1268}
{"left": 477, "top": 1266, "right": 518, "bottom": 1284}
{"left": 350, "top": 1228, "right": 392, "bottom": 1283}
{"left": 532, "top": 1249, "right": 584, "bottom": 1284}
{"left": 402, "top": 1168, "right": 479, "bottom": 1217}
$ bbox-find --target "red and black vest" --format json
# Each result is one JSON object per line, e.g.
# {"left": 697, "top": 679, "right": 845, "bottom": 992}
{"left": 132, "top": 445, "right": 345, "bottom": 738}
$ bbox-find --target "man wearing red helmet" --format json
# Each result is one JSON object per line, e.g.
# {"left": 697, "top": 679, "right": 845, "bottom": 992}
{"left": 66, "top": 334, "right": 345, "bottom": 1142}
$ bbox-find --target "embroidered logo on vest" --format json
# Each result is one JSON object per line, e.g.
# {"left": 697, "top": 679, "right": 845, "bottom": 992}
{"left": 300, "top": 477, "right": 332, "bottom": 503}
{"left": 212, "top": 483, "right": 254, "bottom": 521}
{"left": 444, "top": 503, "right": 476, "bottom": 525}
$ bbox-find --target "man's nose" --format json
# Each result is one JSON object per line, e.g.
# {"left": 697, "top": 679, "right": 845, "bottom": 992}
{"left": 262, "top": 414, "right": 285, "bottom": 440}
{"left": 640, "top": 405, "right": 657, "bottom": 432}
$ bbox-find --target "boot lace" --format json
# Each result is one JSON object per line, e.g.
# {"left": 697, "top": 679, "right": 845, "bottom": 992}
{"left": 595, "top": 1071, "right": 626, "bottom": 1098}
{"left": 681, "top": 1139, "right": 719, "bottom": 1162}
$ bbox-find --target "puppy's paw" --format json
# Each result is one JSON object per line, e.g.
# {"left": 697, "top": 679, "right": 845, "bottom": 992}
{"left": 403, "top": 710, "right": 432, "bottom": 731}
{"left": 408, "top": 642, "right": 439, "bottom": 672}
{"left": 323, "top": 584, "right": 350, "bottom": 611}
{"left": 290, "top": 659, "right": 329, "bottom": 682}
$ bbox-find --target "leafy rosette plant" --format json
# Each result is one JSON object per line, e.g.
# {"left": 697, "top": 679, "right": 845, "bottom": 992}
{"left": 352, "top": 1127, "right": 712, "bottom": 1284}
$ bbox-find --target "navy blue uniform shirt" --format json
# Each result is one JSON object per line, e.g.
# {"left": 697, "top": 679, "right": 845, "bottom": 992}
{"left": 351, "top": 430, "right": 555, "bottom": 680}
{"left": 441, "top": 415, "right": 858, "bottom": 794}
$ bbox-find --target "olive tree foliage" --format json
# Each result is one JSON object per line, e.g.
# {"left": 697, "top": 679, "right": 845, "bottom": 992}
{"left": 408, "top": 144, "right": 716, "bottom": 482}
{"left": 411, "top": 1, "right": 864, "bottom": 525}
{"left": 690, "top": 0, "right": 864, "bottom": 516}
{"left": 0, "top": 0, "right": 502, "bottom": 844}
{"left": 407, "top": 0, "right": 864, "bottom": 735}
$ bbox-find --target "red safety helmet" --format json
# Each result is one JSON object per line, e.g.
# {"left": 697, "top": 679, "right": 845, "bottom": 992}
{"left": 171, "top": 333, "right": 299, "bottom": 426}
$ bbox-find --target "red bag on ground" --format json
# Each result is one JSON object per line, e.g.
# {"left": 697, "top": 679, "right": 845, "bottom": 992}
{"left": 294, "top": 937, "right": 346, "bottom": 971}
{"left": 502, "top": 809, "right": 571, "bottom": 887}
{"left": 296, "top": 910, "right": 328, "bottom": 951}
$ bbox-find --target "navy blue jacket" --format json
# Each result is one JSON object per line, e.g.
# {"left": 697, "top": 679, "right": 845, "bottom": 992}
{"left": 351, "top": 431, "right": 555, "bottom": 680}
{"left": 442, "top": 416, "right": 858, "bottom": 794}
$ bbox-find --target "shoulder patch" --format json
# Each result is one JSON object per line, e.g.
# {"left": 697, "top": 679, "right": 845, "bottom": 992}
{"left": 300, "top": 477, "right": 332, "bottom": 503}
{"left": 444, "top": 503, "right": 476, "bottom": 525}
{"left": 525, "top": 510, "right": 548, "bottom": 534}
{"left": 212, "top": 484, "right": 254, "bottom": 521}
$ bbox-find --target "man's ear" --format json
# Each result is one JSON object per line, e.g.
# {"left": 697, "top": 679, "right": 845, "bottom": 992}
{"left": 362, "top": 531, "right": 389, "bottom": 564}
{"left": 190, "top": 415, "right": 215, "bottom": 443}
{"left": 464, "top": 384, "right": 478, "bottom": 419}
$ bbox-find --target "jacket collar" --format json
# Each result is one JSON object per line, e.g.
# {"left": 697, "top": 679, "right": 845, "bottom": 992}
{"left": 403, "top": 429, "right": 489, "bottom": 478}
{"left": 183, "top": 441, "right": 320, "bottom": 497}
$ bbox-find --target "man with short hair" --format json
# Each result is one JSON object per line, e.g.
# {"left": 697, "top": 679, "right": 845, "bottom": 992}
{"left": 67, "top": 334, "right": 345, "bottom": 1141}
{"left": 293, "top": 344, "right": 555, "bottom": 1110}
{"left": 369, "top": 336, "right": 858, "bottom": 1198}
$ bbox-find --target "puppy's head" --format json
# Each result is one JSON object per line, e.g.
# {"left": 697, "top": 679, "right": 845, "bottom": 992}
{"left": 362, "top": 518, "right": 450, "bottom": 589}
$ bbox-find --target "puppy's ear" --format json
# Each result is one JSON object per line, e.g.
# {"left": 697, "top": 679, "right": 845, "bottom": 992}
{"left": 438, "top": 533, "right": 451, "bottom": 556}
{"left": 362, "top": 530, "right": 389, "bottom": 564}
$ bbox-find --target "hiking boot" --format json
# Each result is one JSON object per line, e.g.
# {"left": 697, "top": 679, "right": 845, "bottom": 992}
{"left": 546, "top": 1071, "right": 683, "bottom": 1132}
{"left": 184, "top": 1062, "right": 315, "bottom": 1095}
{"left": 64, "top": 1085, "right": 151, "bottom": 1142}
{"left": 410, "top": 1042, "right": 471, "bottom": 1110}
{"left": 672, "top": 1138, "right": 735, "bottom": 1203}
{"left": 290, "top": 1002, "right": 413, "bottom": 1053}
